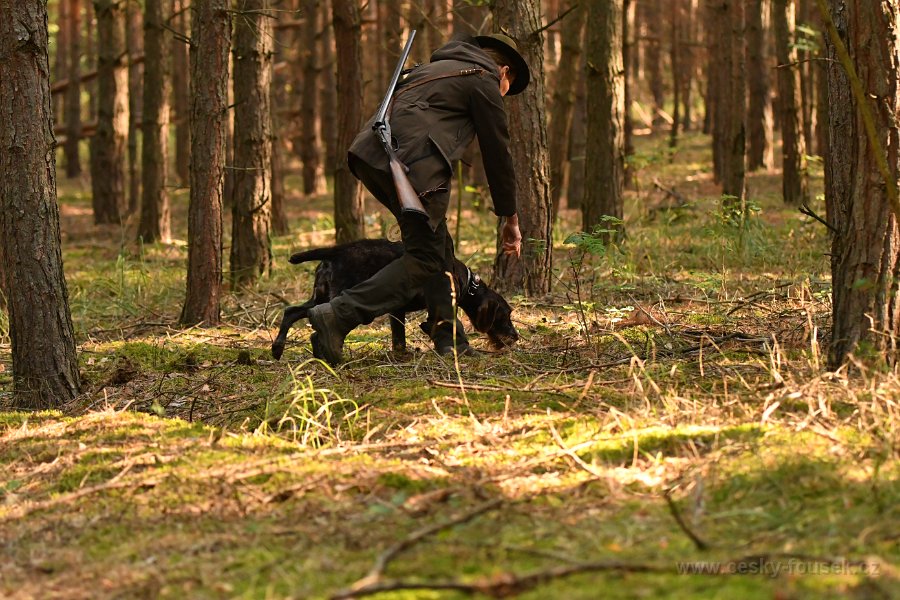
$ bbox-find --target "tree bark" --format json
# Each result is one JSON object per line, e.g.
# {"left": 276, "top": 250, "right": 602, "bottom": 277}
{"left": 90, "top": 0, "right": 128, "bottom": 225}
{"left": 138, "top": 0, "right": 172, "bottom": 243}
{"left": 644, "top": 0, "right": 665, "bottom": 126}
{"left": 548, "top": 3, "right": 584, "bottom": 220}
{"left": 722, "top": 0, "right": 746, "bottom": 205}
{"left": 64, "top": 0, "right": 83, "bottom": 178}
{"left": 125, "top": 0, "right": 142, "bottom": 215}
{"left": 773, "top": 0, "right": 809, "bottom": 204}
{"left": 180, "top": 0, "right": 231, "bottom": 326}
{"left": 491, "top": 0, "right": 553, "bottom": 295}
{"left": 824, "top": 0, "right": 900, "bottom": 367}
{"left": 746, "top": 0, "right": 774, "bottom": 171}
{"left": 566, "top": 62, "right": 587, "bottom": 211}
{"left": 320, "top": 0, "right": 338, "bottom": 173}
{"left": 582, "top": 0, "right": 625, "bottom": 240}
{"left": 270, "top": 8, "right": 290, "bottom": 236}
{"left": 330, "top": 0, "right": 364, "bottom": 243}
{"left": 623, "top": 0, "right": 635, "bottom": 187}
{"left": 298, "top": 0, "right": 327, "bottom": 196}
{"left": 172, "top": 0, "right": 191, "bottom": 187}
{"left": 0, "top": 0, "right": 81, "bottom": 408}
{"left": 231, "top": 0, "right": 274, "bottom": 285}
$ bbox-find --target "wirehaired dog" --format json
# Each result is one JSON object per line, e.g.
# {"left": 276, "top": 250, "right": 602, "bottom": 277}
{"left": 271, "top": 239, "right": 518, "bottom": 360}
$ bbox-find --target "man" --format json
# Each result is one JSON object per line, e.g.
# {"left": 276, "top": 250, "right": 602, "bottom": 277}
{"left": 308, "top": 33, "right": 530, "bottom": 365}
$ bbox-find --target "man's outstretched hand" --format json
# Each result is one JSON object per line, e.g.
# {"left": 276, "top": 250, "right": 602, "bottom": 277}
{"left": 501, "top": 214, "right": 522, "bottom": 258}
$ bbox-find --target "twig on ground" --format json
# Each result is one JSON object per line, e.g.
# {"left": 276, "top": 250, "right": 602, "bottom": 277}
{"left": 334, "top": 498, "right": 503, "bottom": 597}
{"left": 664, "top": 488, "right": 711, "bottom": 551}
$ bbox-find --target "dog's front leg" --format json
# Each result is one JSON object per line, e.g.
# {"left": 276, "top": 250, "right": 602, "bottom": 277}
{"left": 272, "top": 301, "right": 316, "bottom": 360}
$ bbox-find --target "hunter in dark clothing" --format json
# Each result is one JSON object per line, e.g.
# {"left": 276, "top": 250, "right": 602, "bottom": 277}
{"left": 308, "top": 34, "right": 530, "bottom": 365}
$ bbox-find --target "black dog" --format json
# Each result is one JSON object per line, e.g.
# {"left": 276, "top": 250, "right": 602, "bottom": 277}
{"left": 271, "top": 239, "right": 519, "bottom": 360}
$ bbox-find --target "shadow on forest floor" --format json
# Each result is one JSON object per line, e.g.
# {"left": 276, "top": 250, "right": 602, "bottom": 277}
{"left": 1, "top": 131, "right": 898, "bottom": 599}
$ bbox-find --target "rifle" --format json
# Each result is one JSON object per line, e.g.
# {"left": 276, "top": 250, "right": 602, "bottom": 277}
{"left": 373, "top": 30, "right": 428, "bottom": 218}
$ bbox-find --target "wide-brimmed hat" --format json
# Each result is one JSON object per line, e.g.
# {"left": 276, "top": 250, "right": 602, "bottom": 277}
{"left": 474, "top": 33, "right": 530, "bottom": 96}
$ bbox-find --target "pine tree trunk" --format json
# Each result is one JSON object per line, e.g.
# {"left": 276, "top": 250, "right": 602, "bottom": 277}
{"left": 299, "top": 0, "right": 327, "bottom": 196}
{"left": 64, "top": 0, "right": 83, "bottom": 178}
{"left": 138, "top": 0, "right": 172, "bottom": 243}
{"left": 583, "top": 0, "right": 625, "bottom": 239}
{"left": 0, "top": 0, "right": 81, "bottom": 408}
{"left": 706, "top": 0, "right": 724, "bottom": 180}
{"left": 270, "top": 6, "right": 289, "bottom": 236}
{"left": 824, "top": 0, "right": 900, "bottom": 367}
{"left": 172, "top": 0, "right": 191, "bottom": 187}
{"left": 773, "top": 0, "right": 809, "bottom": 204}
{"left": 644, "top": 0, "right": 665, "bottom": 126}
{"left": 623, "top": 0, "right": 635, "bottom": 187}
{"left": 566, "top": 66, "right": 587, "bottom": 211}
{"left": 125, "top": 0, "right": 142, "bottom": 216}
{"left": 90, "top": 0, "right": 128, "bottom": 225}
{"left": 721, "top": 0, "right": 746, "bottom": 205}
{"left": 491, "top": 0, "right": 553, "bottom": 295}
{"left": 320, "top": 0, "right": 338, "bottom": 173}
{"left": 548, "top": 3, "right": 584, "bottom": 220}
{"left": 331, "top": 0, "right": 364, "bottom": 243}
{"left": 180, "top": 0, "right": 231, "bottom": 326}
{"left": 231, "top": 0, "right": 274, "bottom": 285}
{"left": 669, "top": 0, "right": 682, "bottom": 149}
{"left": 746, "top": 0, "right": 774, "bottom": 171}
{"left": 56, "top": 0, "right": 69, "bottom": 122}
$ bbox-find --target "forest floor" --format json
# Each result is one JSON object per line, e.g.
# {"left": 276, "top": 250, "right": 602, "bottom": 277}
{"left": 1, "top": 132, "right": 898, "bottom": 599}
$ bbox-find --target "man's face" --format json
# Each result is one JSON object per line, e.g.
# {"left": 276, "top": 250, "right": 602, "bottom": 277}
{"left": 499, "top": 65, "right": 514, "bottom": 97}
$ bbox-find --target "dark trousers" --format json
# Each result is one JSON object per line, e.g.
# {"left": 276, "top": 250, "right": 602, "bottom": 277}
{"left": 330, "top": 156, "right": 467, "bottom": 347}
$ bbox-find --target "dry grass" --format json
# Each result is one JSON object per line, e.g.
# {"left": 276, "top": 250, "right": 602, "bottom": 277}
{"left": 0, "top": 131, "right": 897, "bottom": 599}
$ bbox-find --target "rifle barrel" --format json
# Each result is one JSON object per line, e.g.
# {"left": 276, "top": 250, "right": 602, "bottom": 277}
{"left": 374, "top": 30, "right": 417, "bottom": 127}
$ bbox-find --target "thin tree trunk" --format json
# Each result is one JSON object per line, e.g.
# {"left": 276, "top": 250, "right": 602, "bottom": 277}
{"left": 0, "top": 0, "right": 81, "bottom": 408}
{"left": 320, "top": 0, "right": 338, "bottom": 173}
{"left": 90, "top": 0, "right": 128, "bottom": 225}
{"left": 746, "top": 0, "right": 774, "bottom": 171}
{"left": 331, "top": 0, "right": 364, "bottom": 243}
{"left": 180, "top": 0, "right": 231, "bottom": 326}
{"left": 773, "top": 0, "right": 809, "bottom": 204}
{"left": 583, "top": 0, "right": 625, "bottom": 239}
{"left": 172, "top": 0, "right": 191, "bottom": 187}
{"left": 824, "top": 0, "right": 900, "bottom": 367}
{"left": 64, "top": 0, "right": 83, "bottom": 178}
{"left": 669, "top": 0, "right": 682, "bottom": 149}
{"left": 86, "top": 0, "right": 97, "bottom": 117}
{"left": 125, "top": 0, "right": 142, "bottom": 215}
{"left": 55, "top": 0, "right": 69, "bottom": 122}
{"left": 624, "top": 0, "right": 635, "bottom": 186}
{"left": 299, "top": 0, "right": 327, "bottom": 196}
{"left": 548, "top": 3, "right": 584, "bottom": 220}
{"left": 721, "top": 0, "right": 746, "bottom": 205}
{"left": 491, "top": 0, "right": 553, "bottom": 295}
{"left": 566, "top": 60, "right": 587, "bottom": 211}
{"left": 270, "top": 8, "right": 289, "bottom": 236}
{"left": 231, "top": 0, "right": 274, "bottom": 285}
{"left": 138, "top": 0, "right": 172, "bottom": 243}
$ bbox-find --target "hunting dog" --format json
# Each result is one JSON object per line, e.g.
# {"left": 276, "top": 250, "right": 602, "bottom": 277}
{"left": 271, "top": 239, "right": 519, "bottom": 360}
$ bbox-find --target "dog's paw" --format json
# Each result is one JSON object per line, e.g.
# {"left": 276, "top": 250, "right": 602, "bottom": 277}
{"left": 271, "top": 341, "right": 284, "bottom": 361}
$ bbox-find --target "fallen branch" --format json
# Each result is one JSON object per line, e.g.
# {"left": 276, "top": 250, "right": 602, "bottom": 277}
{"left": 333, "top": 498, "right": 503, "bottom": 598}
{"left": 664, "top": 488, "right": 711, "bottom": 551}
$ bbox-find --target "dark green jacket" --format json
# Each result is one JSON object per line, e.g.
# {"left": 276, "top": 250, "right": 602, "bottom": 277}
{"left": 348, "top": 39, "right": 517, "bottom": 217}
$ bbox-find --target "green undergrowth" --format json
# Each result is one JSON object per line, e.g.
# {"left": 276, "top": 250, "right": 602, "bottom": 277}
{"left": 0, "top": 408, "right": 896, "bottom": 599}
{"left": 2, "top": 131, "right": 898, "bottom": 597}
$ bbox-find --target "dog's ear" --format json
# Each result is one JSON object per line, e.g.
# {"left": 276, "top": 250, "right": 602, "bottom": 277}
{"left": 475, "top": 300, "right": 498, "bottom": 333}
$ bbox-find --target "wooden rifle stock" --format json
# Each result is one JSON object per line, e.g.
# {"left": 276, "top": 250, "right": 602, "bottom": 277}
{"left": 373, "top": 30, "right": 428, "bottom": 218}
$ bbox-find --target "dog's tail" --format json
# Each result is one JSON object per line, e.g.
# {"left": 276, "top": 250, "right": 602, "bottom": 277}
{"left": 288, "top": 247, "right": 339, "bottom": 265}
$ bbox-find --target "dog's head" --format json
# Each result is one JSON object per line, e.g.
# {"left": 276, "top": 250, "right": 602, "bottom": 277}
{"left": 459, "top": 274, "right": 519, "bottom": 348}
